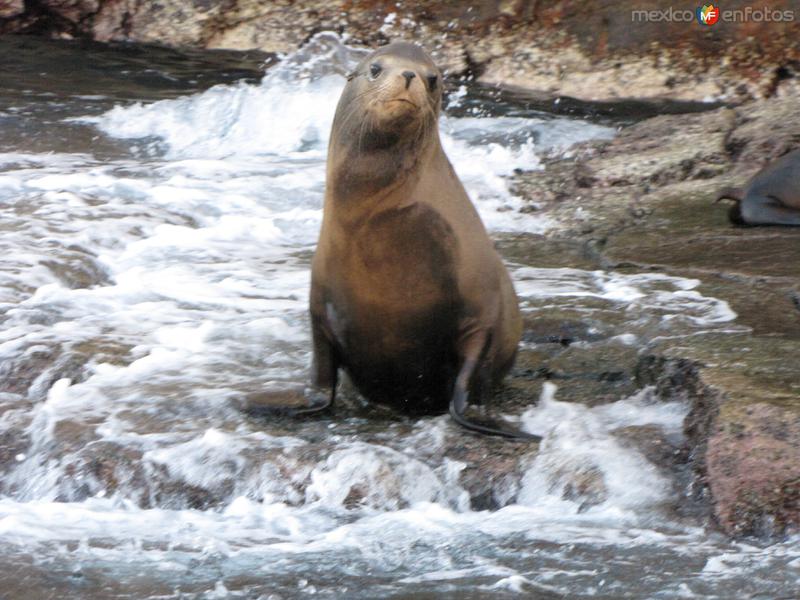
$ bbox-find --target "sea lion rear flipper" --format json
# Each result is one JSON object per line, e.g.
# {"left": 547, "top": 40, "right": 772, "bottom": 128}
{"left": 740, "top": 194, "right": 800, "bottom": 226}
{"left": 449, "top": 330, "right": 541, "bottom": 442}
{"left": 449, "top": 388, "right": 539, "bottom": 441}
{"left": 715, "top": 186, "right": 743, "bottom": 203}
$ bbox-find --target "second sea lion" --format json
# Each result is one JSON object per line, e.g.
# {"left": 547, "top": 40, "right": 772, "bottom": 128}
{"left": 717, "top": 149, "right": 800, "bottom": 226}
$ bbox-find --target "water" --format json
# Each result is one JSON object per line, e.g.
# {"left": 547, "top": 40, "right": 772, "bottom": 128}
{"left": 0, "top": 32, "right": 798, "bottom": 599}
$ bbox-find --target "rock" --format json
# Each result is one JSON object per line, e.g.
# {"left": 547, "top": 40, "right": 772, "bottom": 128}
{"left": 39, "top": 244, "right": 112, "bottom": 289}
{"left": 707, "top": 400, "right": 800, "bottom": 537}
{"left": 613, "top": 424, "right": 685, "bottom": 476}
{"left": 57, "top": 440, "right": 149, "bottom": 503}
{"left": 639, "top": 338, "right": 800, "bottom": 537}
{"left": 521, "top": 316, "right": 607, "bottom": 346}
{"left": 3, "top": 1, "right": 800, "bottom": 102}
{"left": 516, "top": 95, "right": 800, "bottom": 240}
{"left": 553, "top": 464, "right": 608, "bottom": 510}
{"left": 0, "top": 345, "right": 87, "bottom": 399}
{"left": 725, "top": 96, "right": 800, "bottom": 168}
{"left": 97, "top": 0, "right": 224, "bottom": 46}
{"left": 441, "top": 434, "right": 533, "bottom": 511}
{"left": 0, "top": 399, "right": 33, "bottom": 482}
{"left": 0, "top": 339, "right": 132, "bottom": 401}
{"left": 0, "top": 0, "right": 24, "bottom": 19}
{"left": 517, "top": 89, "right": 800, "bottom": 537}
{"left": 45, "top": 0, "right": 99, "bottom": 24}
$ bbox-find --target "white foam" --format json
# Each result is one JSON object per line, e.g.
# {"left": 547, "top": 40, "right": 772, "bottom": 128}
{"left": 82, "top": 32, "right": 613, "bottom": 234}
{"left": 305, "top": 443, "right": 466, "bottom": 511}
{"left": 1, "top": 31, "right": 785, "bottom": 600}
{"left": 514, "top": 268, "right": 738, "bottom": 329}
{"left": 488, "top": 574, "right": 536, "bottom": 593}
{"left": 515, "top": 384, "right": 684, "bottom": 520}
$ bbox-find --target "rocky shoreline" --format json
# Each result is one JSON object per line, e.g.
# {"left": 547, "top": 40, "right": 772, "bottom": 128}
{"left": 2, "top": 0, "right": 800, "bottom": 102}
{"left": 513, "top": 93, "right": 800, "bottom": 537}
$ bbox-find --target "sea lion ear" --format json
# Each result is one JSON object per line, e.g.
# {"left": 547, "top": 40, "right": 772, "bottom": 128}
{"left": 346, "top": 70, "right": 357, "bottom": 81}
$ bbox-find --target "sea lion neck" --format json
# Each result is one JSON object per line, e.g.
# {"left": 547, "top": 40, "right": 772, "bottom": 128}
{"left": 328, "top": 127, "right": 442, "bottom": 202}
{"left": 326, "top": 41, "right": 443, "bottom": 202}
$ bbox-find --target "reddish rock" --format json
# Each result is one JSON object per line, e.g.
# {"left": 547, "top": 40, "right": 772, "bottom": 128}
{"left": 0, "top": 0, "right": 24, "bottom": 19}
{"left": 706, "top": 402, "right": 800, "bottom": 537}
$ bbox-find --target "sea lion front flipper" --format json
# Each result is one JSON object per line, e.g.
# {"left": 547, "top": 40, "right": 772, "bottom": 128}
{"left": 241, "top": 319, "right": 336, "bottom": 417}
{"left": 299, "top": 313, "right": 340, "bottom": 414}
{"left": 247, "top": 313, "right": 338, "bottom": 418}
{"left": 449, "top": 329, "right": 541, "bottom": 442}
{"left": 741, "top": 194, "right": 800, "bottom": 226}
{"left": 293, "top": 385, "right": 334, "bottom": 415}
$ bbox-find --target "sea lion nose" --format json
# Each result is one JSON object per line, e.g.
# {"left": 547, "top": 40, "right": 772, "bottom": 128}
{"left": 402, "top": 71, "right": 416, "bottom": 89}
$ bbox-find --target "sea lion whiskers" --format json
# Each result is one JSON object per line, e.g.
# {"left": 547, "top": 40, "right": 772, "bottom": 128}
{"left": 412, "top": 101, "right": 437, "bottom": 144}
{"left": 339, "top": 83, "right": 408, "bottom": 154}
{"left": 335, "top": 77, "right": 394, "bottom": 125}
{"left": 334, "top": 85, "right": 387, "bottom": 139}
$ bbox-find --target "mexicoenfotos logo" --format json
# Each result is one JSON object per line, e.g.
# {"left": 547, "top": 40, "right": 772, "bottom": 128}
{"left": 631, "top": 5, "right": 795, "bottom": 22}
{"left": 696, "top": 4, "right": 720, "bottom": 25}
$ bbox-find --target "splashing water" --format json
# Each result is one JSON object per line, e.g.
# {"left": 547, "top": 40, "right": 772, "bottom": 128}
{"left": 0, "top": 32, "right": 797, "bottom": 599}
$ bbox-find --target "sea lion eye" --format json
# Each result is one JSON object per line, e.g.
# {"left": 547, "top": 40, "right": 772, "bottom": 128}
{"left": 427, "top": 74, "right": 438, "bottom": 92}
{"left": 369, "top": 63, "right": 383, "bottom": 79}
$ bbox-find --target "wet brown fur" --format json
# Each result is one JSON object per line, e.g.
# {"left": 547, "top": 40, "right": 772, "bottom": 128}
{"left": 309, "top": 42, "right": 527, "bottom": 430}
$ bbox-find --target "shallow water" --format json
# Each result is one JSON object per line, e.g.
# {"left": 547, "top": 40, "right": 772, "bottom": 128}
{"left": 1, "top": 32, "right": 798, "bottom": 599}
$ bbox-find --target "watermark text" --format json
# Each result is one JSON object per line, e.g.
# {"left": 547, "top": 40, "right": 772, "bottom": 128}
{"left": 632, "top": 6, "right": 795, "bottom": 23}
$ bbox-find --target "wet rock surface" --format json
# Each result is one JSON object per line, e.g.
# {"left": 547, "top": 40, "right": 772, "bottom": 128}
{"left": 2, "top": 1, "right": 799, "bottom": 102}
{"left": 515, "top": 93, "right": 800, "bottom": 537}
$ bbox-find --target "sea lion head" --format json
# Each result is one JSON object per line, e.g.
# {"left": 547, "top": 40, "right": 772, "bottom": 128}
{"left": 333, "top": 42, "right": 442, "bottom": 150}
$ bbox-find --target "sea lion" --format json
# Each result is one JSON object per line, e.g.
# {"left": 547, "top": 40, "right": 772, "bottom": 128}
{"left": 298, "top": 42, "right": 538, "bottom": 440}
{"left": 716, "top": 149, "right": 800, "bottom": 226}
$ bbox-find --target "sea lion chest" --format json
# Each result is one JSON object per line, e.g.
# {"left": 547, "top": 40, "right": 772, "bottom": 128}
{"left": 318, "top": 200, "right": 463, "bottom": 406}
{"left": 329, "top": 201, "right": 461, "bottom": 347}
